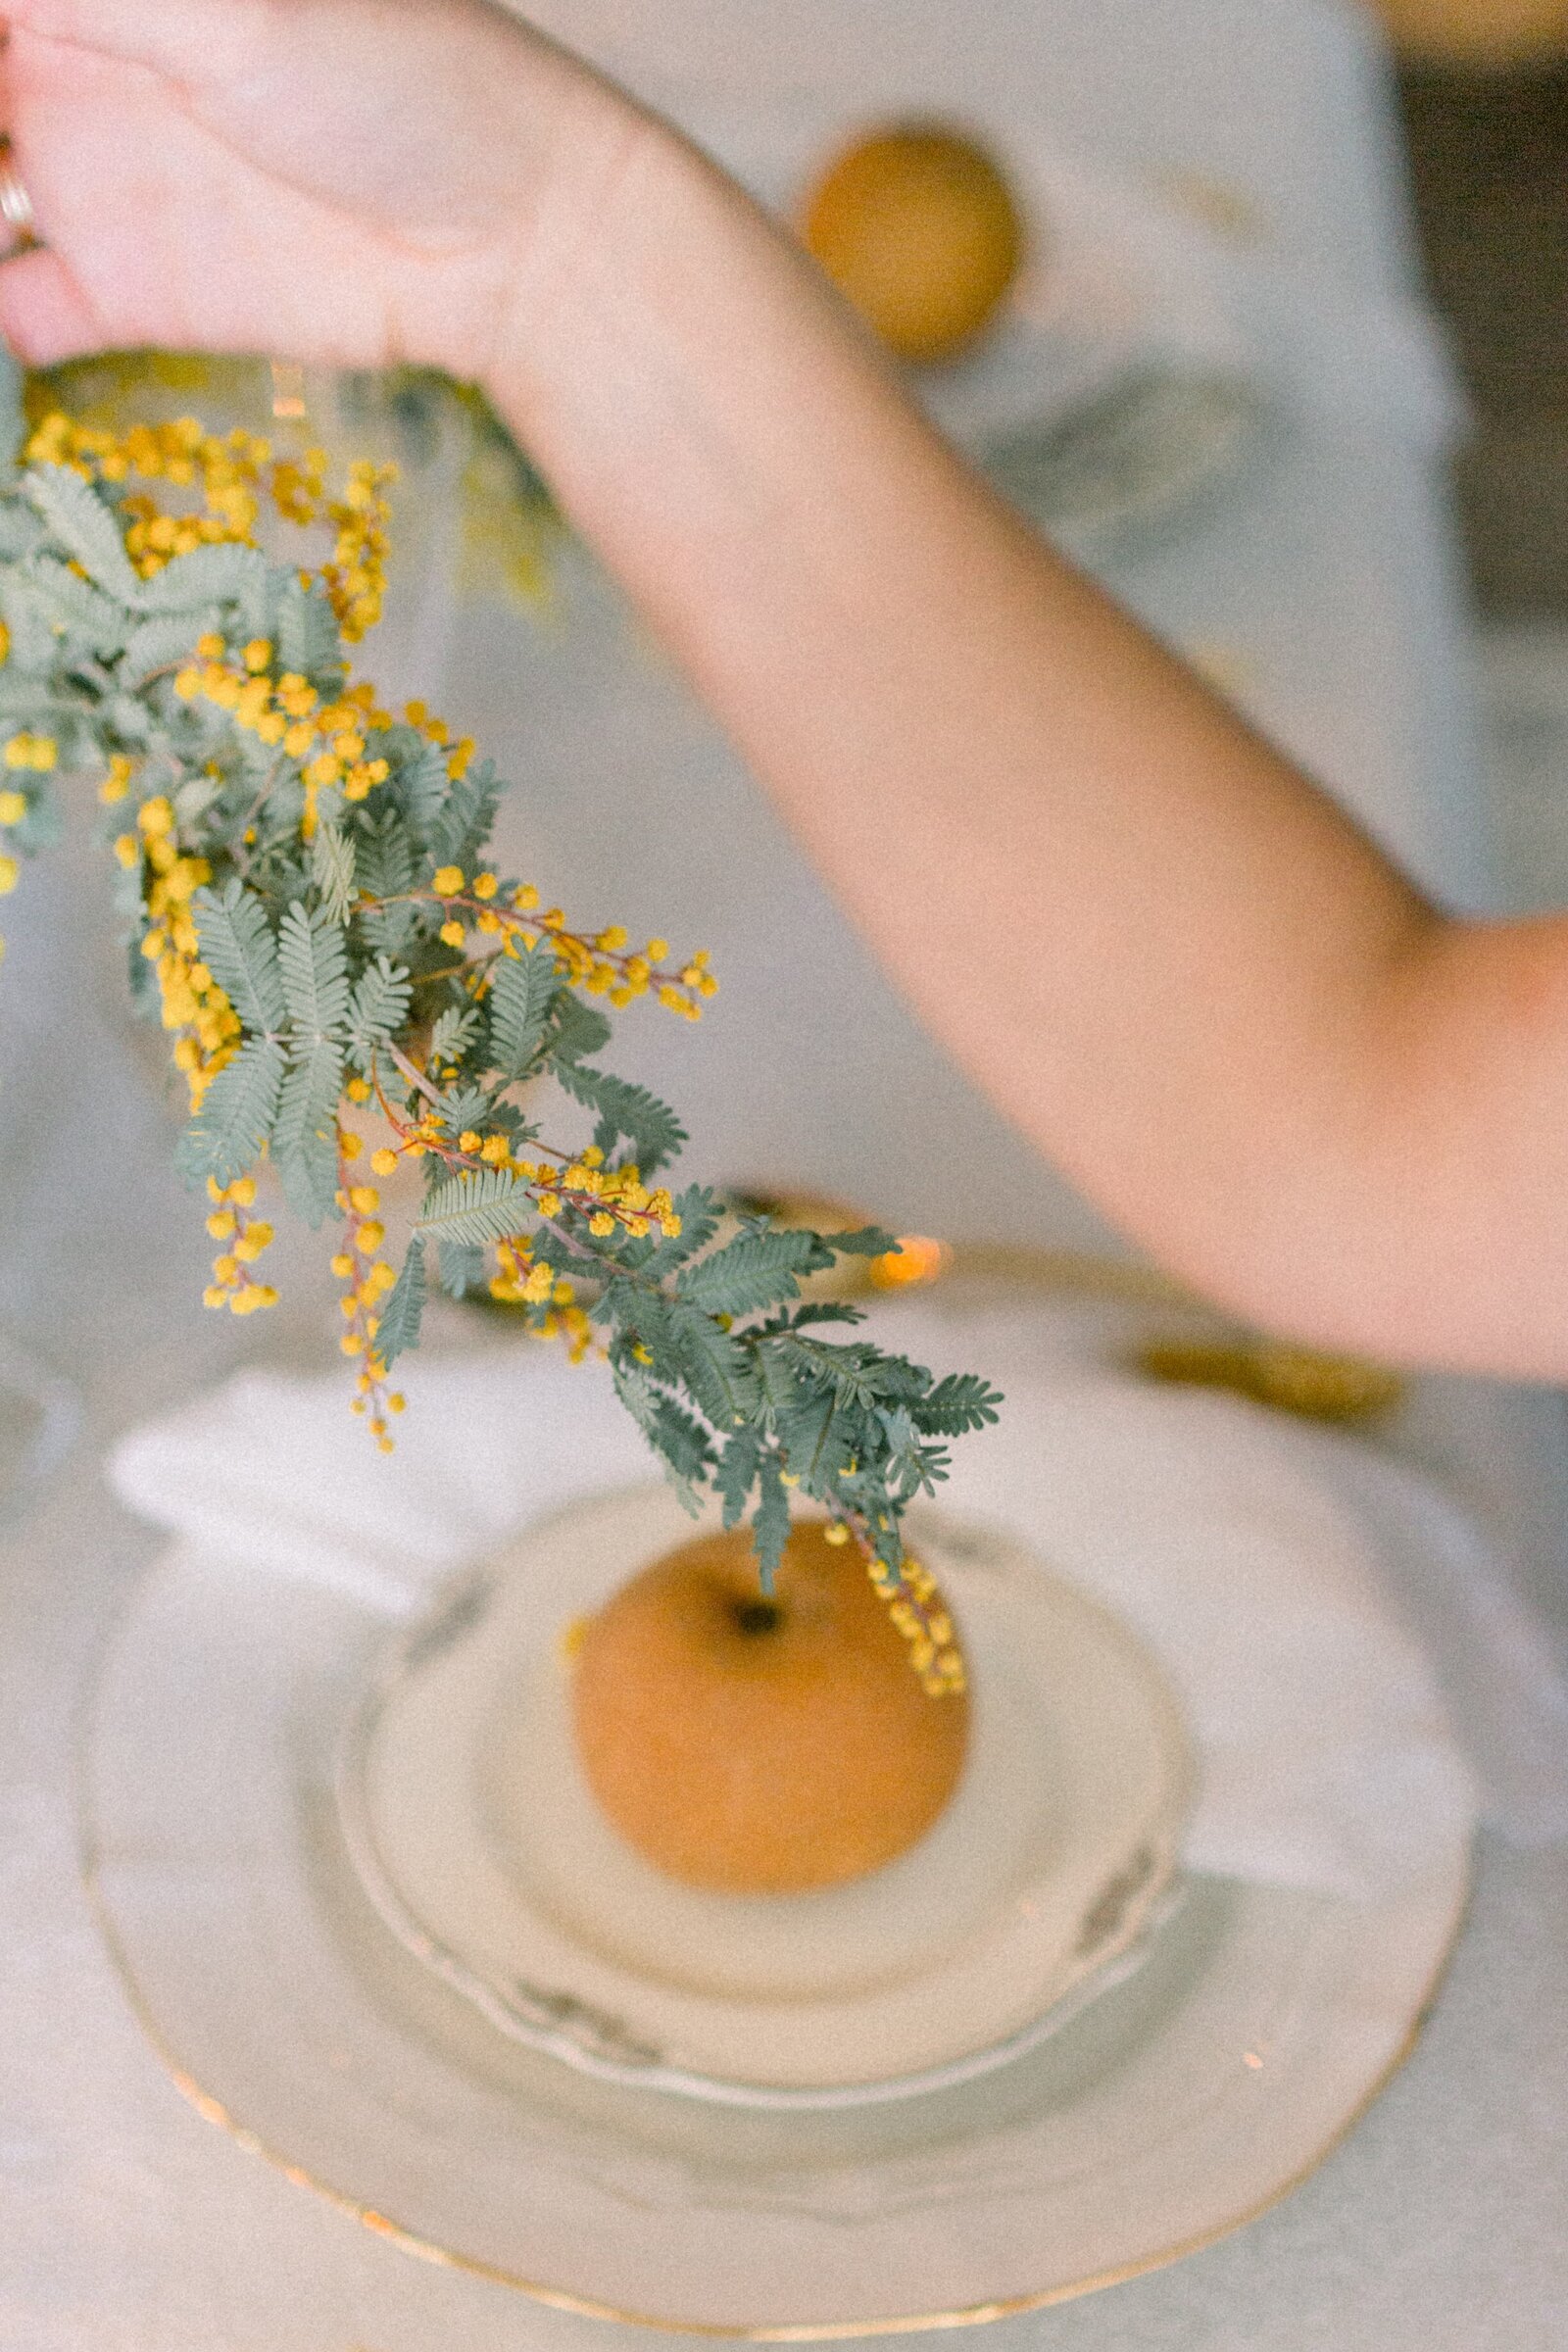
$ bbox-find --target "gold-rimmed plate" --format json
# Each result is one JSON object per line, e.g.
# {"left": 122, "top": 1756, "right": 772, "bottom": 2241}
{"left": 337, "top": 1486, "right": 1196, "bottom": 2103}
{"left": 83, "top": 1484, "right": 1469, "bottom": 2335}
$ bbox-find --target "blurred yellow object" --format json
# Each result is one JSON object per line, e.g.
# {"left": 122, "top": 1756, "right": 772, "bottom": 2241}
{"left": 721, "top": 1190, "right": 951, "bottom": 1300}
{"left": 1370, "top": 0, "right": 1568, "bottom": 63}
{"left": 1137, "top": 1338, "right": 1403, "bottom": 1426}
{"left": 801, "top": 123, "right": 1026, "bottom": 365}
{"left": 870, "top": 1234, "right": 954, "bottom": 1290}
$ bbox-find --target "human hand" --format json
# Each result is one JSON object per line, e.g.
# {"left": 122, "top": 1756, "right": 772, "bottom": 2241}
{"left": 0, "top": 0, "right": 642, "bottom": 379}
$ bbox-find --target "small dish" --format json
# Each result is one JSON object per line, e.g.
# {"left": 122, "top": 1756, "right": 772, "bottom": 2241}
{"left": 337, "top": 1485, "right": 1197, "bottom": 2104}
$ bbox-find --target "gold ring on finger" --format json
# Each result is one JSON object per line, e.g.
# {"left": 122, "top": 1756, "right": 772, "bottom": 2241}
{"left": 0, "top": 137, "right": 38, "bottom": 248}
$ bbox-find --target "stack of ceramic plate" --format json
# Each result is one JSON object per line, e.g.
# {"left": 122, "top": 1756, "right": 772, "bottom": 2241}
{"left": 85, "top": 1381, "right": 1475, "bottom": 2334}
{"left": 337, "top": 1484, "right": 1198, "bottom": 2110}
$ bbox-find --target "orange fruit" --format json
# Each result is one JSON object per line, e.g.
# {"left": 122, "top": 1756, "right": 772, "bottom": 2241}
{"left": 802, "top": 123, "right": 1026, "bottom": 365}
{"left": 570, "top": 1520, "right": 970, "bottom": 1894}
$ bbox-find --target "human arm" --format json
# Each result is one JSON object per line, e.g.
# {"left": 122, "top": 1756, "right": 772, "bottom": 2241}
{"left": 2, "top": 0, "right": 1564, "bottom": 1376}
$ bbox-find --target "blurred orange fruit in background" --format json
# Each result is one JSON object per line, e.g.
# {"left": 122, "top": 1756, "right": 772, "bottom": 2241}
{"left": 801, "top": 123, "right": 1026, "bottom": 365}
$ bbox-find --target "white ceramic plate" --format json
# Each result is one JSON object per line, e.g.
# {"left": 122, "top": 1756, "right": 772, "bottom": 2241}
{"left": 81, "top": 1527, "right": 1468, "bottom": 2334}
{"left": 337, "top": 1486, "right": 1196, "bottom": 2101}
{"left": 83, "top": 1369, "right": 1475, "bottom": 2334}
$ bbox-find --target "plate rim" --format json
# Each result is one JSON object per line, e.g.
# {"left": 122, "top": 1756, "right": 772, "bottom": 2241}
{"left": 79, "top": 1792, "right": 1472, "bottom": 2340}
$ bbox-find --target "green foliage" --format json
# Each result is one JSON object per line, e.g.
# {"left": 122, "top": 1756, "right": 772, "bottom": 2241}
{"left": 195, "top": 883, "right": 286, "bottom": 1034}
{"left": 344, "top": 956, "right": 412, "bottom": 1071}
{"left": 275, "top": 577, "right": 338, "bottom": 678}
{"left": 553, "top": 1060, "right": 686, "bottom": 1174}
{"left": 122, "top": 609, "right": 224, "bottom": 679}
{"left": 181, "top": 1035, "right": 287, "bottom": 1183}
{"left": 140, "top": 541, "right": 268, "bottom": 613}
{"left": 309, "top": 823, "right": 357, "bottom": 926}
{"left": 377, "top": 1240, "right": 428, "bottom": 1366}
{"left": 273, "top": 1035, "right": 345, "bottom": 1222}
{"left": 0, "top": 380, "right": 1003, "bottom": 1603}
{"left": 278, "top": 902, "right": 351, "bottom": 1038}
{"left": 677, "top": 1225, "right": 827, "bottom": 1315}
{"left": 487, "top": 942, "right": 559, "bottom": 1077}
{"left": 416, "top": 1166, "right": 537, "bottom": 1250}
{"left": 23, "top": 463, "right": 142, "bottom": 601}
{"left": 427, "top": 1004, "right": 480, "bottom": 1066}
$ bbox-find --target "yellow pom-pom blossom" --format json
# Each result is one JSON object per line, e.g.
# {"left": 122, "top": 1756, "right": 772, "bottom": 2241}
{"left": 4, "top": 732, "right": 56, "bottom": 771}
{"left": 97, "top": 754, "right": 135, "bottom": 806}
{"left": 131, "top": 795, "right": 242, "bottom": 1111}
{"left": 201, "top": 1178, "right": 278, "bottom": 1316}
{"left": 331, "top": 1152, "right": 405, "bottom": 1446}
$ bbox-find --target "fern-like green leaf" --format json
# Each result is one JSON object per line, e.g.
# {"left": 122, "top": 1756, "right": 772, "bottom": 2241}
{"left": 773, "top": 1381, "right": 849, "bottom": 1495}
{"left": 180, "top": 1036, "right": 286, "bottom": 1183}
{"left": 193, "top": 881, "right": 286, "bottom": 1034}
{"left": 26, "top": 556, "right": 128, "bottom": 654}
{"left": 752, "top": 1454, "right": 792, "bottom": 1592}
{"left": 907, "top": 1371, "right": 1005, "bottom": 1437}
{"left": 715, "top": 1426, "right": 762, "bottom": 1529}
{"left": 275, "top": 577, "right": 340, "bottom": 678}
{"left": 427, "top": 1004, "right": 480, "bottom": 1067}
{"left": 775, "top": 1335, "right": 893, "bottom": 1412}
{"left": 425, "top": 760, "right": 504, "bottom": 875}
{"left": 353, "top": 809, "right": 416, "bottom": 903}
{"left": 487, "top": 943, "right": 559, "bottom": 1077}
{"left": 631, "top": 1185, "right": 721, "bottom": 1280}
{"left": 678, "top": 1226, "right": 829, "bottom": 1316}
{"left": 24, "top": 464, "right": 141, "bottom": 602}
{"left": 646, "top": 1391, "right": 717, "bottom": 1483}
{"left": 666, "top": 1300, "right": 760, "bottom": 1431}
{"left": 752, "top": 1340, "right": 807, "bottom": 1424}
{"left": 138, "top": 542, "right": 269, "bottom": 613}
{"left": 121, "top": 609, "right": 222, "bottom": 680}
{"left": 273, "top": 1035, "right": 344, "bottom": 1224}
{"left": 104, "top": 691, "right": 154, "bottom": 744}
{"left": 437, "top": 1241, "right": 487, "bottom": 1298}
{"left": 433, "top": 1082, "right": 493, "bottom": 1136}
{"left": 546, "top": 995, "right": 611, "bottom": 1065}
{"left": 376, "top": 1240, "right": 428, "bottom": 1367}
{"left": 0, "top": 577, "right": 62, "bottom": 672}
{"left": 554, "top": 1062, "right": 686, "bottom": 1174}
{"left": 0, "top": 494, "right": 42, "bottom": 561}
{"left": 310, "top": 823, "right": 357, "bottom": 926}
{"left": 399, "top": 741, "right": 452, "bottom": 838}
{"left": 416, "top": 1167, "right": 535, "bottom": 1250}
{"left": 277, "top": 901, "right": 351, "bottom": 1038}
{"left": 610, "top": 1363, "right": 709, "bottom": 1513}
{"left": 611, "top": 1358, "right": 662, "bottom": 1434}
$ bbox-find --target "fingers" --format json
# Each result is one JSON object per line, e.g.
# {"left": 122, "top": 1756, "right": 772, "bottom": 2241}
{"left": 0, "top": 243, "right": 99, "bottom": 366}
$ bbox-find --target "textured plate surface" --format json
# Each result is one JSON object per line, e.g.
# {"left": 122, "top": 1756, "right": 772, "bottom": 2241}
{"left": 340, "top": 1487, "right": 1196, "bottom": 2098}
